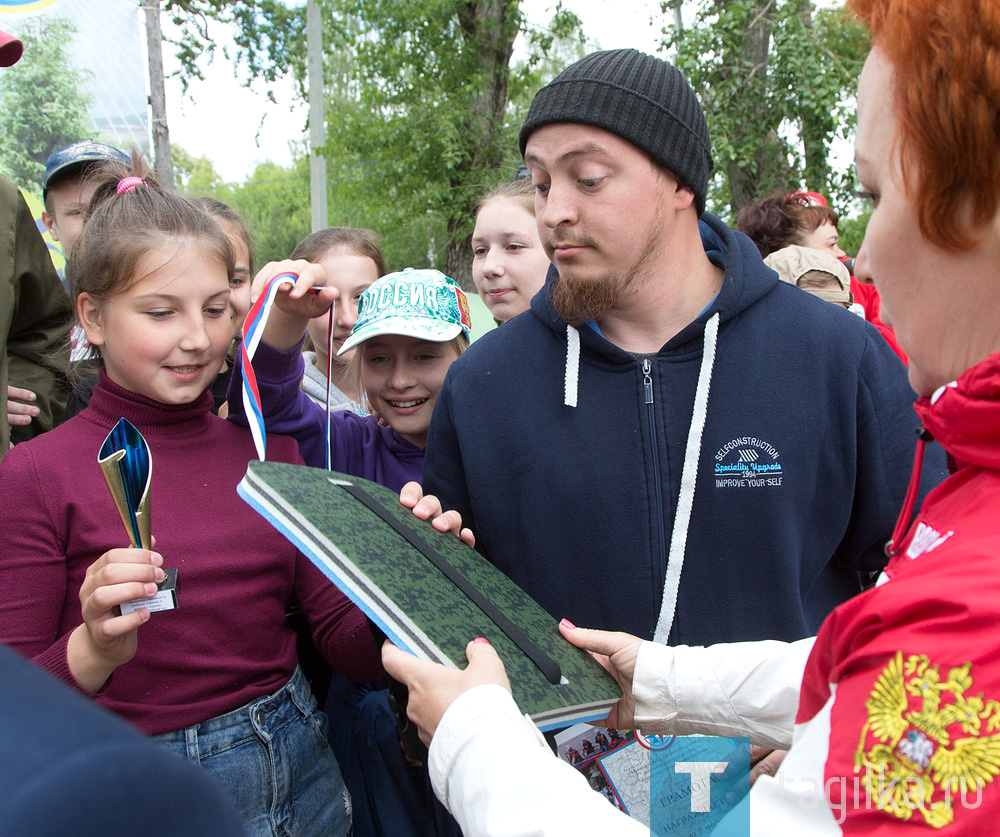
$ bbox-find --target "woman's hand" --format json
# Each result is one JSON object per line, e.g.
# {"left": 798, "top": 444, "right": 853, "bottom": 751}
{"left": 382, "top": 637, "right": 510, "bottom": 746}
{"left": 250, "top": 259, "right": 340, "bottom": 351}
{"left": 67, "top": 546, "right": 164, "bottom": 693}
{"left": 560, "top": 621, "right": 643, "bottom": 729}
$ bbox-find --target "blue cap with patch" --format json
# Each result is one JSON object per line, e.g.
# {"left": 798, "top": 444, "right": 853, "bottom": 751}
{"left": 43, "top": 139, "right": 130, "bottom": 196}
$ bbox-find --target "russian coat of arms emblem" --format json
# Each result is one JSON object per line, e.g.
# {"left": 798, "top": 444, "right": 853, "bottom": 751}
{"left": 855, "top": 652, "right": 1000, "bottom": 828}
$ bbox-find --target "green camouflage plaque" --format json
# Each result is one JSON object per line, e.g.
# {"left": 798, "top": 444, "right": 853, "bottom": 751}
{"left": 238, "top": 461, "right": 620, "bottom": 730}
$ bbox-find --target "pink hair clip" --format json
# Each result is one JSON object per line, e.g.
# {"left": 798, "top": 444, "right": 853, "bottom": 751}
{"left": 116, "top": 176, "right": 145, "bottom": 195}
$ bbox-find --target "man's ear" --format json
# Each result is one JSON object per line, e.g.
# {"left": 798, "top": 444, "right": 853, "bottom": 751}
{"left": 41, "top": 210, "right": 60, "bottom": 241}
{"left": 674, "top": 182, "right": 696, "bottom": 212}
{"left": 77, "top": 293, "right": 105, "bottom": 347}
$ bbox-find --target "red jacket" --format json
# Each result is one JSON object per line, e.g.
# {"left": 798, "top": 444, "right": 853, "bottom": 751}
{"left": 850, "top": 277, "right": 907, "bottom": 364}
{"left": 796, "top": 351, "right": 1000, "bottom": 832}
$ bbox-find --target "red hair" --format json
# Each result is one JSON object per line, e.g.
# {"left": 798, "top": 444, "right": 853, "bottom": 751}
{"left": 850, "top": 0, "right": 1000, "bottom": 251}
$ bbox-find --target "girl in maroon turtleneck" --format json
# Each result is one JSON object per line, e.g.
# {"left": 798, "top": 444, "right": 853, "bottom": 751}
{"left": 0, "top": 157, "right": 379, "bottom": 836}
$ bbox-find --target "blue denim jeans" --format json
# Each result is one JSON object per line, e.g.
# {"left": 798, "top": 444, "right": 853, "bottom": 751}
{"left": 154, "top": 667, "right": 351, "bottom": 836}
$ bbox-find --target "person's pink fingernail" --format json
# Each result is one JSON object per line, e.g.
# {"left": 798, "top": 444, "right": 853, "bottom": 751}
{"left": 560, "top": 618, "right": 577, "bottom": 630}
{"left": 473, "top": 637, "right": 489, "bottom": 645}
{"left": 144, "top": 583, "right": 157, "bottom": 596}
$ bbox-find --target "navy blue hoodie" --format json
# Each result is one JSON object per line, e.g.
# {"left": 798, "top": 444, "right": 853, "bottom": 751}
{"left": 423, "top": 214, "right": 945, "bottom": 645}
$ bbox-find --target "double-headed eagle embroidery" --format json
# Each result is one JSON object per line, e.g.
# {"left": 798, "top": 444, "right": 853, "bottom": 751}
{"left": 854, "top": 652, "right": 1000, "bottom": 828}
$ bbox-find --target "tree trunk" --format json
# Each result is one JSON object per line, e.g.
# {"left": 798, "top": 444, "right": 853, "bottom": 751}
{"left": 444, "top": 222, "right": 474, "bottom": 290}
{"left": 142, "top": 0, "right": 173, "bottom": 189}
{"left": 727, "top": 127, "right": 793, "bottom": 211}
{"left": 443, "top": 0, "right": 520, "bottom": 288}
{"left": 719, "top": 0, "right": 777, "bottom": 213}
{"left": 796, "top": 0, "right": 831, "bottom": 195}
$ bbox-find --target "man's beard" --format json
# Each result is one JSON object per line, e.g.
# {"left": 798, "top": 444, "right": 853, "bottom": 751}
{"left": 548, "top": 196, "right": 667, "bottom": 326}
{"left": 550, "top": 266, "right": 630, "bottom": 326}
{"left": 550, "top": 228, "right": 664, "bottom": 326}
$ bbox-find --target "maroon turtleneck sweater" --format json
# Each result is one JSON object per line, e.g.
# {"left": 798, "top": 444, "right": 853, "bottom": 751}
{"left": 0, "top": 371, "right": 380, "bottom": 734}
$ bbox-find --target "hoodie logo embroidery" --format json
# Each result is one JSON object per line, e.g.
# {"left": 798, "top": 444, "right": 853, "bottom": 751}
{"left": 713, "top": 437, "right": 783, "bottom": 488}
{"left": 905, "top": 523, "right": 954, "bottom": 560}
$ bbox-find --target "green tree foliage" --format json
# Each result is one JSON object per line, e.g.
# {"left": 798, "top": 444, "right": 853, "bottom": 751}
{"left": 173, "top": 144, "right": 227, "bottom": 193}
{"left": 178, "top": 148, "right": 313, "bottom": 266}
{"left": 0, "top": 17, "right": 92, "bottom": 193}
{"left": 229, "top": 159, "right": 312, "bottom": 263}
{"left": 837, "top": 206, "right": 870, "bottom": 259}
{"left": 165, "top": 0, "right": 304, "bottom": 91}
{"left": 662, "top": 0, "right": 869, "bottom": 219}
{"left": 165, "top": 0, "right": 583, "bottom": 286}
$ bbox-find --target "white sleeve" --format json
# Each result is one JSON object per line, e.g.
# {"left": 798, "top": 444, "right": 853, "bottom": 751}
{"left": 429, "top": 684, "right": 649, "bottom": 837}
{"left": 632, "top": 636, "right": 815, "bottom": 750}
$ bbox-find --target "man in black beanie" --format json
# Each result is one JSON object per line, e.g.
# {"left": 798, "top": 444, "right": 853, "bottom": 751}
{"left": 416, "top": 47, "right": 941, "bottom": 822}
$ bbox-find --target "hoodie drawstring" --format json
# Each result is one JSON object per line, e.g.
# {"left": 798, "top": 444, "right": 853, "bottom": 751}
{"left": 653, "top": 313, "right": 720, "bottom": 644}
{"left": 564, "top": 324, "right": 580, "bottom": 407}
{"left": 884, "top": 425, "right": 934, "bottom": 558}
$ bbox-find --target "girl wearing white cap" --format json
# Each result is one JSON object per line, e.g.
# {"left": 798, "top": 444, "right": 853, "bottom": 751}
{"left": 229, "top": 263, "right": 470, "bottom": 496}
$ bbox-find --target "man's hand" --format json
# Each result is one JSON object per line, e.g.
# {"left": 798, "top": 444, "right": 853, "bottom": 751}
{"left": 399, "top": 481, "right": 475, "bottom": 548}
{"left": 7, "top": 385, "right": 39, "bottom": 427}
{"left": 382, "top": 637, "right": 511, "bottom": 746}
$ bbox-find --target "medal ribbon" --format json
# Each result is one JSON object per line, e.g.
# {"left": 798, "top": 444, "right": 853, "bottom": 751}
{"left": 241, "top": 273, "right": 335, "bottom": 466}
{"left": 241, "top": 273, "right": 296, "bottom": 461}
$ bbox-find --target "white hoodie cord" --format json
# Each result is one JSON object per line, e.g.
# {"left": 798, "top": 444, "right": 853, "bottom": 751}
{"left": 564, "top": 324, "right": 580, "bottom": 407}
{"left": 654, "top": 313, "right": 720, "bottom": 644}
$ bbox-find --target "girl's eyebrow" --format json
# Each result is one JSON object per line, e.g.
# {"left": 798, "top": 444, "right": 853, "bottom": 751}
{"left": 134, "top": 289, "right": 231, "bottom": 302}
{"left": 472, "top": 230, "right": 532, "bottom": 243}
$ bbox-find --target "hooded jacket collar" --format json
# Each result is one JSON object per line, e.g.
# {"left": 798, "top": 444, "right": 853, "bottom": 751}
{"left": 916, "top": 352, "right": 1000, "bottom": 472}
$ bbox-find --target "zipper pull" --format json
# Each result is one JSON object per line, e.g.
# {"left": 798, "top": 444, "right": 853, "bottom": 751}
{"left": 642, "top": 359, "right": 653, "bottom": 404}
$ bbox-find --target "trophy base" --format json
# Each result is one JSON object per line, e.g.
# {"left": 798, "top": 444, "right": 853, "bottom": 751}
{"left": 119, "top": 568, "right": 179, "bottom": 615}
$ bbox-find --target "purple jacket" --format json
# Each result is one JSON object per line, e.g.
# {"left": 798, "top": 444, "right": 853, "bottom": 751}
{"left": 228, "top": 340, "right": 424, "bottom": 493}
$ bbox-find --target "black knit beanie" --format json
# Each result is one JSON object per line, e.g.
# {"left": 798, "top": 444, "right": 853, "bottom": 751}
{"left": 519, "top": 49, "right": 713, "bottom": 216}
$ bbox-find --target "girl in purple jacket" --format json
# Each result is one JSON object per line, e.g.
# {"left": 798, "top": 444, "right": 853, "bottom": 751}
{"left": 228, "top": 264, "right": 470, "bottom": 491}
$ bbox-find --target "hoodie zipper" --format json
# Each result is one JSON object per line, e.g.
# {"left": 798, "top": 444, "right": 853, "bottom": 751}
{"left": 642, "top": 359, "right": 668, "bottom": 616}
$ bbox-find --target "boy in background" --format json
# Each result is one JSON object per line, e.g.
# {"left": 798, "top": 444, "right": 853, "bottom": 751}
{"left": 36, "top": 140, "right": 129, "bottom": 420}
{"left": 763, "top": 244, "right": 861, "bottom": 313}
{"left": 42, "top": 139, "right": 130, "bottom": 269}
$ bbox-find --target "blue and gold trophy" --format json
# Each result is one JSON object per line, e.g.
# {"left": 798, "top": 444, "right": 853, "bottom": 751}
{"left": 98, "top": 418, "right": 178, "bottom": 613}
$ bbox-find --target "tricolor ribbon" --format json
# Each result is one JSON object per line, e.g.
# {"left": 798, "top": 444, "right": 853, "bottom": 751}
{"left": 241, "top": 273, "right": 335, "bottom": 467}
